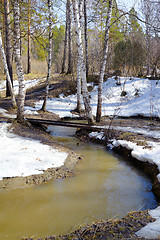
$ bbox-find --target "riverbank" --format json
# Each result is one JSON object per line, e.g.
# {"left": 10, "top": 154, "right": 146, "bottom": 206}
{"left": 0, "top": 119, "right": 82, "bottom": 190}
{"left": 26, "top": 210, "right": 154, "bottom": 240}
{"left": 1, "top": 75, "right": 160, "bottom": 239}
{"left": 11, "top": 117, "right": 157, "bottom": 240}
{"left": 73, "top": 118, "right": 160, "bottom": 240}
{"left": 1, "top": 115, "right": 159, "bottom": 240}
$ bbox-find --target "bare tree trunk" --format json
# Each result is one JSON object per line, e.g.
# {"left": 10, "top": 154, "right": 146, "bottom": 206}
{"left": 4, "top": 0, "right": 13, "bottom": 97}
{"left": 13, "top": 0, "right": 26, "bottom": 123}
{"left": 0, "top": 31, "right": 16, "bottom": 108}
{"left": 27, "top": 0, "right": 31, "bottom": 74}
{"left": 61, "top": 0, "right": 69, "bottom": 74}
{"left": 41, "top": 0, "right": 52, "bottom": 111}
{"left": 72, "top": 0, "right": 94, "bottom": 124}
{"left": 146, "top": 25, "right": 150, "bottom": 76}
{"left": 67, "top": 0, "right": 73, "bottom": 74}
{"left": 84, "top": 0, "right": 89, "bottom": 78}
{"left": 141, "top": 0, "right": 150, "bottom": 76}
{"left": 151, "top": 55, "right": 160, "bottom": 78}
{"left": 76, "top": 54, "right": 82, "bottom": 111}
{"left": 96, "top": 0, "right": 113, "bottom": 122}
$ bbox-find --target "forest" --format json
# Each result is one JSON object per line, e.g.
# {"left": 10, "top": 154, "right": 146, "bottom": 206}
{"left": 0, "top": 1, "right": 160, "bottom": 239}
{"left": 0, "top": 0, "right": 159, "bottom": 124}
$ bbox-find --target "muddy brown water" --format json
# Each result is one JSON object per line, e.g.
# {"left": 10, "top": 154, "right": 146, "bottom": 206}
{"left": 0, "top": 125, "right": 157, "bottom": 240}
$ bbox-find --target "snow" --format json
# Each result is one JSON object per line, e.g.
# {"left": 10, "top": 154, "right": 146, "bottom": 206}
{"left": 89, "top": 131, "right": 105, "bottom": 140}
{"left": 1, "top": 76, "right": 160, "bottom": 238}
{"left": 24, "top": 106, "right": 39, "bottom": 115}
{"left": 33, "top": 77, "right": 160, "bottom": 119}
{"left": 0, "top": 108, "right": 16, "bottom": 118}
{"left": 14, "top": 78, "right": 42, "bottom": 95}
{"left": 136, "top": 206, "right": 160, "bottom": 239}
{"left": 114, "top": 126, "right": 160, "bottom": 139}
{"left": 112, "top": 140, "right": 160, "bottom": 168}
{"left": 89, "top": 133, "right": 160, "bottom": 239}
{"left": 0, "top": 78, "right": 42, "bottom": 95}
{"left": 111, "top": 139, "right": 160, "bottom": 239}
{"left": 35, "top": 94, "right": 78, "bottom": 118}
{"left": 0, "top": 123, "right": 68, "bottom": 180}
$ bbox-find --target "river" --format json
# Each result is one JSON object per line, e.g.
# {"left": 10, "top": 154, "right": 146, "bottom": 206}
{"left": 0, "top": 125, "right": 157, "bottom": 239}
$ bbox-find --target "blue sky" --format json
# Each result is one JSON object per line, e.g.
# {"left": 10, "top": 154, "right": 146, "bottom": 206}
{"left": 117, "top": 0, "right": 139, "bottom": 11}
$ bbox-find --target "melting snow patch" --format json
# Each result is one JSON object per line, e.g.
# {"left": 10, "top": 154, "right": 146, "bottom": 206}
{"left": 136, "top": 206, "right": 160, "bottom": 239}
{"left": 24, "top": 106, "right": 39, "bottom": 115}
{"left": 89, "top": 131, "right": 105, "bottom": 140}
{"left": 0, "top": 108, "right": 16, "bottom": 118}
{"left": 112, "top": 139, "right": 160, "bottom": 239}
{"left": 0, "top": 123, "right": 68, "bottom": 180}
{"left": 112, "top": 140, "right": 160, "bottom": 171}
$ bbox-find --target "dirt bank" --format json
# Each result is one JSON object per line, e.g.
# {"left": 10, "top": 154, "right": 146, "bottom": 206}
{"left": 23, "top": 211, "right": 156, "bottom": 240}
{"left": 0, "top": 120, "right": 82, "bottom": 190}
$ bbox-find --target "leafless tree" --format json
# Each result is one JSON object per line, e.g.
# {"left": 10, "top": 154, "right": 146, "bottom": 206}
{"left": 0, "top": 30, "right": 16, "bottom": 108}
{"left": 72, "top": 0, "right": 94, "bottom": 124}
{"left": 13, "top": 0, "right": 26, "bottom": 123}
{"left": 4, "top": 0, "right": 13, "bottom": 96}
{"left": 41, "top": 0, "right": 53, "bottom": 111}
{"left": 96, "top": 0, "right": 113, "bottom": 122}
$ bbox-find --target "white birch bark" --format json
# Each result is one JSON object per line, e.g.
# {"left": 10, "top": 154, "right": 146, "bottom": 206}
{"left": 72, "top": 0, "right": 94, "bottom": 124}
{"left": 96, "top": 0, "right": 113, "bottom": 122}
{"left": 0, "top": 31, "right": 17, "bottom": 108}
{"left": 13, "top": 0, "right": 26, "bottom": 123}
{"left": 41, "top": 0, "right": 52, "bottom": 111}
{"left": 76, "top": 54, "right": 82, "bottom": 111}
{"left": 4, "top": 0, "right": 13, "bottom": 97}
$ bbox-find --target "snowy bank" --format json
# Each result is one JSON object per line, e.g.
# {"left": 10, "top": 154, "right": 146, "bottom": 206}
{"left": 111, "top": 139, "right": 160, "bottom": 239}
{"left": 0, "top": 78, "right": 42, "bottom": 95}
{"left": 0, "top": 123, "right": 68, "bottom": 180}
{"left": 112, "top": 140, "right": 160, "bottom": 173}
{"left": 33, "top": 77, "right": 160, "bottom": 119}
{"left": 89, "top": 130, "right": 160, "bottom": 239}
{"left": 136, "top": 206, "right": 160, "bottom": 239}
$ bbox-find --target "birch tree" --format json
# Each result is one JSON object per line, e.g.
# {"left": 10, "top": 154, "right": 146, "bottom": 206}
{"left": 72, "top": 0, "right": 82, "bottom": 112}
{"left": 0, "top": 30, "right": 17, "bottom": 108}
{"left": 4, "top": 0, "right": 13, "bottom": 96}
{"left": 41, "top": 0, "right": 52, "bottom": 111}
{"left": 96, "top": 0, "right": 113, "bottom": 122}
{"left": 13, "top": 0, "right": 26, "bottom": 123}
{"left": 72, "top": 0, "right": 94, "bottom": 124}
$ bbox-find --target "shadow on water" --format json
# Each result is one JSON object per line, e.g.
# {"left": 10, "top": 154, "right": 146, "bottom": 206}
{"left": 0, "top": 124, "right": 157, "bottom": 240}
